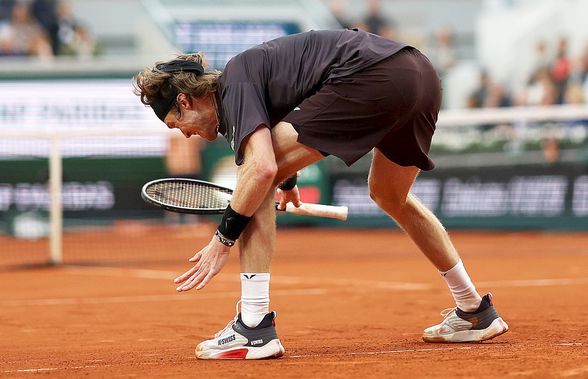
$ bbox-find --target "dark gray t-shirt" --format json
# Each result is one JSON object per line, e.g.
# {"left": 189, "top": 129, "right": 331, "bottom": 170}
{"left": 216, "top": 29, "right": 407, "bottom": 164}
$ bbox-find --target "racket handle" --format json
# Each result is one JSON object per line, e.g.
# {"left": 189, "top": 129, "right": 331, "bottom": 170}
{"left": 285, "top": 202, "right": 348, "bottom": 221}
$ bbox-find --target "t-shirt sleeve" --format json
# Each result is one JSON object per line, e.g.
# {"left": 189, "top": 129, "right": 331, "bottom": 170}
{"left": 221, "top": 82, "right": 271, "bottom": 165}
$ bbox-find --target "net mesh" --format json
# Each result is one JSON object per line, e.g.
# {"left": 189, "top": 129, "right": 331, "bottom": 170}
{"left": 0, "top": 78, "right": 223, "bottom": 268}
{"left": 0, "top": 132, "right": 213, "bottom": 268}
{"left": 3, "top": 103, "right": 588, "bottom": 268}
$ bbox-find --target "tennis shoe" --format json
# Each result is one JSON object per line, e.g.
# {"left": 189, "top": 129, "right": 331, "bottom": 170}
{"left": 195, "top": 303, "right": 285, "bottom": 359}
{"left": 422, "top": 293, "right": 509, "bottom": 343}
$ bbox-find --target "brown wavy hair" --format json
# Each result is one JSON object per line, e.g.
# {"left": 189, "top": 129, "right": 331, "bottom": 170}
{"left": 133, "top": 52, "right": 221, "bottom": 107}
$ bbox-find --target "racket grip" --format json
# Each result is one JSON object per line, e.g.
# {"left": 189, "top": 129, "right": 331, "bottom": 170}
{"left": 285, "top": 202, "right": 348, "bottom": 220}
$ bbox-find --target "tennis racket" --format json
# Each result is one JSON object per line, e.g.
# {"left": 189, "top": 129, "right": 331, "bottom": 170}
{"left": 141, "top": 178, "right": 348, "bottom": 220}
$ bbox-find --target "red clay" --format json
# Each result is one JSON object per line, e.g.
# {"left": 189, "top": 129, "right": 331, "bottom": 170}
{"left": 1, "top": 225, "right": 587, "bottom": 378}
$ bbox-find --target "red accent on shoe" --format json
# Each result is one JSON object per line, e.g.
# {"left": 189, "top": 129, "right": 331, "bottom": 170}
{"left": 217, "top": 348, "right": 249, "bottom": 359}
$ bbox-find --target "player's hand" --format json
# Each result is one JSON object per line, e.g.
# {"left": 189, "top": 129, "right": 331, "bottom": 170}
{"left": 277, "top": 171, "right": 302, "bottom": 210}
{"left": 277, "top": 185, "right": 301, "bottom": 210}
{"left": 174, "top": 236, "right": 230, "bottom": 291}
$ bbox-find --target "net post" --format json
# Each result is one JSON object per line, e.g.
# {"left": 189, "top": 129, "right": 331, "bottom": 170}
{"left": 49, "top": 134, "right": 63, "bottom": 265}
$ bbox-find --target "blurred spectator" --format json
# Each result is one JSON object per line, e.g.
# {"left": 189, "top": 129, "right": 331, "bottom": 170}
{"left": 485, "top": 83, "right": 511, "bottom": 108}
{"left": 551, "top": 37, "right": 571, "bottom": 104}
{"left": 467, "top": 70, "right": 510, "bottom": 108}
{"left": 467, "top": 70, "right": 491, "bottom": 108}
{"left": 329, "top": 0, "right": 353, "bottom": 29}
{"left": 462, "top": 35, "right": 588, "bottom": 109}
{"left": 360, "top": 0, "right": 396, "bottom": 39}
{"left": 526, "top": 68, "right": 557, "bottom": 106}
{"left": 578, "top": 44, "right": 588, "bottom": 84}
{"left": 428, "top": 26, "right": 457, "bottom": 79}
{"left": 31, "top": 0, "right": 59, "bottom": 54}
{"left": 567, "top": 43, "right": 588, "bottom": 105}
{"left": 0, "top": 1, "right": 53, "bottom": 59}
{"left": 0, "top": 1, "right": 17, "bottom": 22}
{"left": 531, "top": 40, "right": 551, "bottom": 76}
{"left": 458, "top": 35, "right": 588, "bottom": 109}
{"left": 580, "top": 45, "right": 588, "bottom": 104}
{"left": 54, "top": 0, "right": 96, "bottom": 58}
{"left": 564, "top": 83, "right": 584, "bottom": 105}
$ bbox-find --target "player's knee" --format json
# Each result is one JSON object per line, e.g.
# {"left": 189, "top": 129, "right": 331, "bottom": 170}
{"left": 368, "top": 183, "right": 407, "bottom": 216}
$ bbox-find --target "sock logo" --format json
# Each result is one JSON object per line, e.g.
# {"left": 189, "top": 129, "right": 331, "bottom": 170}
{"left": 243, "top": 274, "right": 257, "bottom": 279}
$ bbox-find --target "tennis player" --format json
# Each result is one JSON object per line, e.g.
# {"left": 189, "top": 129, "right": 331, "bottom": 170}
{"left": 134, "top": 28, "right": 509, "bottom": 359}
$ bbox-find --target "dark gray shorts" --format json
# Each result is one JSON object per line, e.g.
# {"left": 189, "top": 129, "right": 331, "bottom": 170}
{"left": 282, "top": 47, "right": 441, "bottom": 170}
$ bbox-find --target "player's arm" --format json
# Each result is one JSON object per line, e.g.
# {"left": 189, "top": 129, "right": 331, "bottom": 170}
{"left": 207, "top": 124, "right": 276, "bottom": 248}
{"left": 174, "top": 125, "right": 276, "bottom": 291}
{"left": 230, "top": 125, "right": 277, "bottom": 216}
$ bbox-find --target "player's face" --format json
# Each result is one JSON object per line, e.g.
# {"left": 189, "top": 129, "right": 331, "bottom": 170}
{"left": 164, "top": 94, "right": 219, "bottom": 141}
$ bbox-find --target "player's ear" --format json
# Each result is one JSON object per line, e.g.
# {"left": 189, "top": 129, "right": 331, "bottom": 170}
{"left": 176, "top": 93, "right": 191, "bottom": 110}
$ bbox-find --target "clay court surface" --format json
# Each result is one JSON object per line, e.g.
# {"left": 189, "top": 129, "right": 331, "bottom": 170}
{"left": 1, "top": 225, "right": 587, "bottom": 378}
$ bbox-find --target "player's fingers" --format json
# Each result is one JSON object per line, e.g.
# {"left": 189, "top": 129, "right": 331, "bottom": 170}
{"left": 174, "top": 269, "right": 194, "bottom": 284}
{"left": 176, "top": 272, "right": 197, "bottom": 291}
{"left": 277, "top": 199, "right": 287, "bottom": 210}
{"left": 196, "top": 271, "right": 215, "bottom": 290}
{"left": 198, "top": 252, "right": 228, "bottom": 290}
{"left": 176, "top": 262, "right": 202, "bottom": 283}
{"left": 179, "top": 269, "right": 208, "bottom": 291}
{"left": 178, "top": 264, "right": 206, "bottom": 290}
{"left": 174, "top": 264, "right": 199, "bottom": 284}
{"left": 180, "top": 258, "right": 211, "bottom": 289}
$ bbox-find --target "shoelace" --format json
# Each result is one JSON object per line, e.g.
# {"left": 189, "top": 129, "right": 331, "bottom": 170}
{"left": 214, "top": 300, "right": 241, "bottom": 338}
{"left": 440, "top": 307, "right": 456, "bottom": 319}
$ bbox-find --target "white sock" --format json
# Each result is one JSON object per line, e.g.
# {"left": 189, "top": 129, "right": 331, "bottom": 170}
{"left": 240, "top": 273, "right": 270, "bottom": 328}
{"left": 440, "top": 259, "right": 482, "bottom": 312}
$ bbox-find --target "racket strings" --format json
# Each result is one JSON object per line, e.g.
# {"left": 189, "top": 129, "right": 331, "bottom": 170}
{"left": 146, "top": 182, "right": 231, "bottom": 209}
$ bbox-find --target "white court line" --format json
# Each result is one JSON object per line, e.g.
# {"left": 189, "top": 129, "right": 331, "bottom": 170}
{"left": 6, "top": 368, "right": 59, "bottom": 373}
{"left": 65, "top": 266, "right": 588, "bottom": 291}
{"left": 557, "top": 342, "right": 585, "bottom": 346}
{"left": 2, "top": 360, "right": 185, "bottom": 375}
{"left": 289, "top": 345, "right": 497, "bottom": 358}
{"left": 0, "top": 288, "right": 327, "bottom": 307}
{"left": 478, "top": 278, "right": 588, "bottom": 288}
{"left": 65, "top": 266, "right": 177, "bottom": 280}
{"left": 64, "top": 266, "right": 433, "bottom": 291}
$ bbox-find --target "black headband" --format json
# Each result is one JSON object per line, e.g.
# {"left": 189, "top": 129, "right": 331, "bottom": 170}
{"left": 151, "top": 60, "right": 205, "bottom": 122}
{"left": 156, "top": 60, "right": 204, "bottom": 74}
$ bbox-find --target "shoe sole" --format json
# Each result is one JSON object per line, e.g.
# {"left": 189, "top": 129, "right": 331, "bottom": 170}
{"left": 422, "top": 317, "right": 509, "bottom": 343}
{"left": 195, "top": 339, "right": 285, "bottom": 360}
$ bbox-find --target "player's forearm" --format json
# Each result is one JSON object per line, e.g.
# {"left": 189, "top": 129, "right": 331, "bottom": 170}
{"left": 230, "top": 126, "right": 277, "bottom": 217}
{"left": 213, "top": 157, "right": 275, "bottom": 248}
{"left": 231, "top": 158, "right": 277, "bottom": 216}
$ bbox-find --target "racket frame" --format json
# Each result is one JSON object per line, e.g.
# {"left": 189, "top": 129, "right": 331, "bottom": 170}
{"left": 141, "top": 178, "right": 231, "bottom": 215}
{"left": 141, "top": 177, "right": 348, "bottom": 220}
